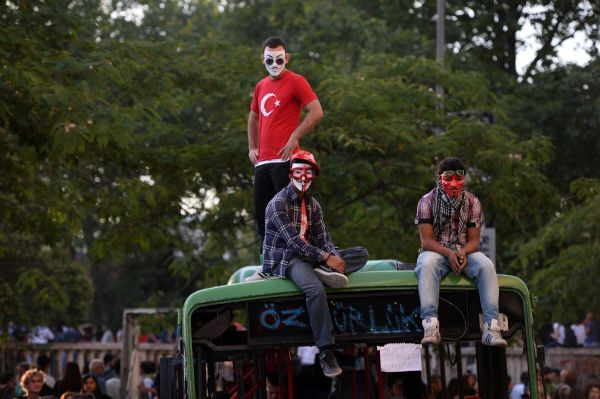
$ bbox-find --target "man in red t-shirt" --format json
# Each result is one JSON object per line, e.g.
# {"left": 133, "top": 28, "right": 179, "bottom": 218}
{"left": 248, "top": 36, "right": 323, "bottom": 250}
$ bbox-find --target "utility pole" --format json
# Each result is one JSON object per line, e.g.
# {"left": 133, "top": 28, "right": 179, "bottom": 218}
{"left": 435, "top": 0, "right": 445, "bottom": 98}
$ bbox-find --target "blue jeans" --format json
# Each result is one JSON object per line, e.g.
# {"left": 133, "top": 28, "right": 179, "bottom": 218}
{"left": 286, "top": 246, "right": 369, "bottom": 348}
{"left": 416, "top": 251, "right": 500, "bottom": 324}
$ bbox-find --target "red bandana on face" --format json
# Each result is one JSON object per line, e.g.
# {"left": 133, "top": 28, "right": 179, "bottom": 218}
{"left": 440, "top": 173, "right": 465, "bottom": 198}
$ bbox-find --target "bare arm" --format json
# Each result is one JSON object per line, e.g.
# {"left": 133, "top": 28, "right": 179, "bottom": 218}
{"left": 247, "top": 110, "right": 259, "bottom": 165}
{"left": 418, "top": 224, "right": 462, "bottom": 274}
{"left": 456, "top": 227, "right": 481, "bottom": 269}
{"left": 278, "top": 99, "right": 323, "bottom": 160}
{"left": 461, "top": 227, "right": 481, "bottom": 255}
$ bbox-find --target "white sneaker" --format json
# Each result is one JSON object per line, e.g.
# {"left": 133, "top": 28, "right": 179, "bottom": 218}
{"left": 421, "top": 317, "right": 440, "bottom": 344}
{"left": 244, "top": 272, "right": 272, "bottom": 282}
{"left": 313, "top": 266, "right": 348, "bottom": 288}
{"left": 482, "top": 319, "right": 507, "bottom": 347}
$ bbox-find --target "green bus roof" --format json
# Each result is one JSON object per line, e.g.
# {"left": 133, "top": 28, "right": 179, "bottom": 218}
{"left": 184, "top": 260, "right": 531, "bottom": 317}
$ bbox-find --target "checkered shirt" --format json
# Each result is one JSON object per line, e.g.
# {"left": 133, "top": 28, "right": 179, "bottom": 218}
{"left": 262, "top": 183, "right": 339, "bottom": 277}
{"left": 414, "top": 188, "right": 483, "bottom": 250}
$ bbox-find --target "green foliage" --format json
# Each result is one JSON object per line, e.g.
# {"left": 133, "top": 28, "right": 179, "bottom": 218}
{"left": 0, "top": 0, "right": 597, "bottom": 328}
{"left": 507, "top": 61, "right": 600, "bottom": 193}
{"left": 511, "top": 178, "right": 600, "bottom": 323}
{"left": 0, "top": 248, "right": 93, "bottom": 328}
{"left": 303, "top": 56, "right": 555, "bottom": 267}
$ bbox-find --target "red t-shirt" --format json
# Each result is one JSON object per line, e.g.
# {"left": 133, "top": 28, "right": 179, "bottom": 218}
{"left": 250, "top": 71, "right": 318, "bottom": 163}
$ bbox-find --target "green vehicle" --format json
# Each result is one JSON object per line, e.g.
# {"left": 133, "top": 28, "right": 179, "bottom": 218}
{"left": 160, "top": 260, "right": 543, "bottom": 399}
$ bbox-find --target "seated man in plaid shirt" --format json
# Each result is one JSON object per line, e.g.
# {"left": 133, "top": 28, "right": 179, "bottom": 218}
{"left": 246, "top": 150, "right": 368, "bottom": 377}
{"left": 415, "top": 156, "right": 506, "bottom": 347}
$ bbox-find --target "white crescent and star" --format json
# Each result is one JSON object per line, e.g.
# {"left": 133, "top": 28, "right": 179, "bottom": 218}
{"left": 260, "top": 92, "right": 281, "bottom": 117}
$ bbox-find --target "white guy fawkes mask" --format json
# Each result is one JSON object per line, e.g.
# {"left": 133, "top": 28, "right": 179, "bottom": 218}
{"left": 290, "top": 163, "right": 315, "bottom": 192}
{"left": 263, "top": 49, "right": 286, "bottom": 77}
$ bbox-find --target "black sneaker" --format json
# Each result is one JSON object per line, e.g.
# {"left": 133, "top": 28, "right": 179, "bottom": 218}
{"left": 319, "top": 350, "right": 342, "bottom": 378}
{"left": 314, "top": 266, "right": 348, "bottom": 288}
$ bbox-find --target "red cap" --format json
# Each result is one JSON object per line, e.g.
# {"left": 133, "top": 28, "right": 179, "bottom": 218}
{"left": 290, "top": 150, "right": 320, "bottom": 175}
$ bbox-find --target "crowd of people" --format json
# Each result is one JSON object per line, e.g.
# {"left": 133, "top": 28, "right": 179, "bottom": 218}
{"left": 0, "top": 354, "right": 159, "bottom": 399}
{"left": 2, "top": 324, "right": 119, "bottom": 345}
{"left": 205, "top": 345, "right": 600, "bottom": 399}
{"left": 539, "top": 312, "right": 599, "bottom": 348}
{"left": 2, "top": 322, "right": 178, "bottom": 346}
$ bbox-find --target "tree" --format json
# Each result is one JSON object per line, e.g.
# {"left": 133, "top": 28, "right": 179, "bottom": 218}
{"left": 293, "top": 55, "right": 556, "bottom": 268}
{"left": 1, "top": 0, "right": 595, "bottom": 329}
{"left": 511, "top": 178, "right": 600, "bottom": 323}
{"left": 506, "top": 61, "right": 600, "bottom": 193}
{"left": 0, "top": 0, "right": 259, "bottom": 326}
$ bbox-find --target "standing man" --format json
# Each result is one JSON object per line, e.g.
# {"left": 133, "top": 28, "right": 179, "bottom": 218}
{"left": 246, "top": 151, "right": 368, "bottom": 377}
{"left": 248, "top": 36, "right": 323, "bottom": 251}
{"left": 414, "top": 157, "right": 506, "bottom": 347}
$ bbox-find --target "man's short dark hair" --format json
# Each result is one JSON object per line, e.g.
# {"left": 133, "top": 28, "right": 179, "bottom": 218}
{"left": 0, "top": 372, "right": 15, "bottom": 385}
{"left": 112, "top": 359, "right": 120, "bottom": 375}
{"left": 103, "top": 353, "right": 114, "bottom": 366}
{"left": 37, "top": 354, "right": 50, "bottom": 370}
{"left": 437, "top": 157, "right": 466, "bottom": 174}
{"left": 387, "top": 373, "right": 403, "bottom": 388}
{"left": 262, "top": 36, "right": 287, "bottom": 52}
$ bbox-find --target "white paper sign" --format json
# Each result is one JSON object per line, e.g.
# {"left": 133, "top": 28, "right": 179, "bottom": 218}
{"left": 377, "top": 343, "right": 422, "bottom": 372}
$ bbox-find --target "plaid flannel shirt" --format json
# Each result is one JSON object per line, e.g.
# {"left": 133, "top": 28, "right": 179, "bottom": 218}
{"left": 262, "top": 183, "right": 339, "bottom": 277}
{"left": 414, "top": 188, "right": 482, "bottom": 251}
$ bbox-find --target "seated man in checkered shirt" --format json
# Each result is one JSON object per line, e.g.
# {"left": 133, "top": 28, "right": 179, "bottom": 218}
{"left": 415, "top": 156, "right": 506, "bottom": 347}
{"left": 246, "top": 150, "right": 368, "bottom": 378}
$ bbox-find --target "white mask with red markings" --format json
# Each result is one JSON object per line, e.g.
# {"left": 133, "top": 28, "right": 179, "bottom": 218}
{"left": 290, "top": 163, "right": 315, "bottom": 192}
{"left": 440, "top": 170, "right": 466, "bottom": 198}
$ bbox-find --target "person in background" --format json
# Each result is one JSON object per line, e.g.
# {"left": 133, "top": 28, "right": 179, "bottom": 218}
{"left": 14, "top": 362, "right": 31, "bottom": 398}
{"left": 36, "top": 354, "right": 56, "bottom": 397}
{"left": 584, "top": 382, "right": 600, "bottom": 399}
{"left": 551, "top": 322, "right": 566, "bottom": 347}
{"left": 100, "top": 325, "right": 114, "bottom": 343}
{"left": 0, "top": 372, "right": 16, "bottom": 399}
{"left": 78, "top": 324, "right": 94, "bottom": 342}
{"left": 506, "top": 375, "right": 513, "bottom": 399}
{"left": 571, "top": 314, "right": 587, "bottom": 347}
{"left": 101, "top": 354, "right": 117, "bottom": 384}
{"left": 56, "top": 362, "right": 82, "bottom": 397}
{"left": 138, "top": 362, "right": 156, "bottom": 399}
{"left": 462, "top": 374, "right": 477, "bottom": 396}
{"left": 511, "top": 372, "right": 529, "bottom": 399}
{"left": 18, "top": 369, "right": 45, "bottom": 399}
{"left": 59, "top": 391, "right": 78, "bottom": 399}
{"left": 542, "top": 367, "right": 559, "bottom": 399}
{"left": 387, "top": 373, "right": 405, "bottom": 399}
{"left": 105, "top": 359, "right": 120, "bottom": 399}
{"left": 430, "top": 375, "right": 443, "bottom": 399}
{"left": 36, "top": 355, "right": 55, "bottom": 390}
{"left": 81, "top": 374, "right": 111, "bottom": 399}
{"left": 585, "top": 311, "right": 599, "bottom": 347}
{"left": 88, "top": 359, "right": 106, "bottom": 394}
{"left": 28, "top": 326, "right": 55, "bottom": 345}
{"left": 559, "top": 370, "right": 582, "bottom": 399}
{"left": 266, "top": 373, "right": 284, "bottom": 399}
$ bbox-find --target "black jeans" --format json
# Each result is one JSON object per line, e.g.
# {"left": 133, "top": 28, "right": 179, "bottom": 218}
{"left": 253, "top": 162, "right": 290, "bottom": 248}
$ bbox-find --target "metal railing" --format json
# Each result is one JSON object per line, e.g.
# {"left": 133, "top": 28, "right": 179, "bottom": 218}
{"left": 1, "top": 340, "right": 176, "bottom": 380}
{"left": 3, "top": 342, "right": 600, "bottom": 392}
